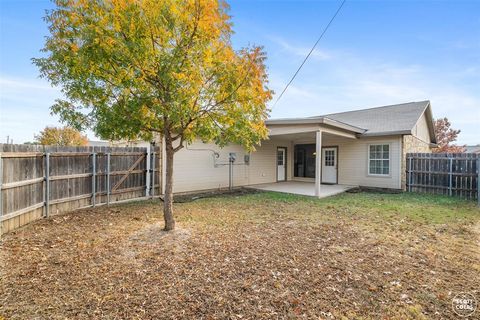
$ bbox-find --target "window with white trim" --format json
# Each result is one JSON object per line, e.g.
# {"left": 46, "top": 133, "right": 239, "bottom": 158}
{"left": 324, "top": 149, "right": 335, "bottom": 166}
{"left": 368, "top": 144, "right": 390, "bottom": 175}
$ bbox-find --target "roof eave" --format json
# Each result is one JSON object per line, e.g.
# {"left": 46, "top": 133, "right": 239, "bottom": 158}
{"left": 265, "top": 118, "right": 324, "bottom": 125}
{"left": 322, "top": 117, "right": 366, "bottom": 134}
{"left": 425, "top": 102, "right": 437, "bottom": 144}
{"left": 265, "top": 117, "right": 366, "bottom": 134}
{"left": 413, "top": 100, "right": 436, "bottom": 144}
{"left": 360, "top": 130, "right": 413, "bottom": 137}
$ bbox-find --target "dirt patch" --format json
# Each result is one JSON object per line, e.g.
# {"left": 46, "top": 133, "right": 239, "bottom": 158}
{"left": 119, "top": 223, "right": 192, "bottom": 269}
{"left": 128, "top": 223, "right": 192, "bottom": 245}
{"left": 167, "top": 187, "right": 262, "bottom": 203}
{"left": 347, "top": 186, "right": 403, "bottom": 194}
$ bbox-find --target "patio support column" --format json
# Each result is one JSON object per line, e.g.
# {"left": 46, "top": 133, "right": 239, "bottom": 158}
{"left": 315, "top": 130, "right": 322, "bottom": 197}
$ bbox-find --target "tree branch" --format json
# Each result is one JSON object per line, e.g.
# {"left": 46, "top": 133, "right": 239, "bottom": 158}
{"left": 173, "top": 135, "right": 185, "bottom": 153}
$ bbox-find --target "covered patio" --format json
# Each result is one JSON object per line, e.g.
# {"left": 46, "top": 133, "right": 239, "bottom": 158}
{"left": 264, "top": 117, "right": 365, "bottom": 198}
{"left": 249, "top": 181, "right": 355, "bottom": 198}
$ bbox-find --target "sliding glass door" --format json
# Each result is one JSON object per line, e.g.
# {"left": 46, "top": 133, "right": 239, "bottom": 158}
{"left": 294, "top": 144, "right": 316, "bottom": 178}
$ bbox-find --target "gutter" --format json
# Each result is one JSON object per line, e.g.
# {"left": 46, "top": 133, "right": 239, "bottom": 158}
{"left": 360, "top": 130, "right": 413, "bottom": 137}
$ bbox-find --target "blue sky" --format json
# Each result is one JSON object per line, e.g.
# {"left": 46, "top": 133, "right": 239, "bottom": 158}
{"left": 1, "top": 0, "right": 479, "bottom": 145}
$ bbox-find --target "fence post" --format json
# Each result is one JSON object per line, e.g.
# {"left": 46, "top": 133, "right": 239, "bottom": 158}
{"left": 45, "top": 153, "right": 50, "bottom": 218}
{"left": 145, "top": 148, "right": 150, "bottom": 198}
{"left": 408, "top": 156, "right": 412, "bottom": 192}
{"left": 92, "top": 152, "right": 96, "bottom": 207}
{"left": 448, "top": 157, "right": 453, "bottom": 197}
{"left": 0, "top": 153, "right": 3, "bottom": 235}
{"left": 477, "top": 158, "right": 479, "bottom": 207}
{"left": 106, "top": 153, "right": 111, "bottom": 206}
{"left": 151, "top": 151, "right": 156, "bottom": 197}
{"left": 42, "top": 153, "right": 46, "bottom": 218}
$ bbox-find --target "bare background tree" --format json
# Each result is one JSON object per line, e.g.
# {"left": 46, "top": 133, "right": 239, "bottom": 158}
{"left": 433, "top": 117, "right": 466, "bottom": 153}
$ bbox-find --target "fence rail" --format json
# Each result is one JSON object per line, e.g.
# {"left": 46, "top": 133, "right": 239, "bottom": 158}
{"left": 406, "top": 152, "right": 479, "bottom": 204}
{"left": 0, "top": 144, "right": 161, "bottom": 235}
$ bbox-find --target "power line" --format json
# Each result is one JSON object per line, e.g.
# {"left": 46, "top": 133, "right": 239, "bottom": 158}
{"left": 273, "top": 0, "right": 347, "bottom": 107}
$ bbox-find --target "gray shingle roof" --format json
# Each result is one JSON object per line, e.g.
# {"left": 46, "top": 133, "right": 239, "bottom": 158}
{"left": 318, "top": 100, "right": 431, "bottom": 136}
{"left": 266, "top": 100, "right": 434, "bottom": 140}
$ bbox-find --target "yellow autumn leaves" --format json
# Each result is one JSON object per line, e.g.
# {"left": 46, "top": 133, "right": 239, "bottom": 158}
{"left": 35, "top": 0, "right": 272, "bottom": 152}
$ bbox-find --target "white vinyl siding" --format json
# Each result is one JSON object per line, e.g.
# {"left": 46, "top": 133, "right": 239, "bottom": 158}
{"left": 412, "top": 112, "right": 432, "bottom": 143}
{"left": 171, "top": 138, "right": 291, "bottom": 193}
{"left": 368, "top": 144, "right": 390, "bottom": 176}
{"left": 320, "top": 135, "right": 402, "bottom": 189}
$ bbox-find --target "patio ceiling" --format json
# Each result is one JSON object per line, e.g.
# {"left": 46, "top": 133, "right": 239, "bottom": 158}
{"left": 270, "top": 131, "right": 354, "bottom": 144}
{"left": 268, "top": 124, "right": 358, "bottom": 140}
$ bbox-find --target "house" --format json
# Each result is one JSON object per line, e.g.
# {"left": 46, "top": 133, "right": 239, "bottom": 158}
{"left": 110, "top": 139, "right": 154, "bottom": 148}
{"left": 465, "top": 145, "right": 480, "bottom": 153}
{"left": 87, "top": 140, "right": 110, "bottom": 147}
{"left": 159, "top": 100, "right": 436, "bottom": 197}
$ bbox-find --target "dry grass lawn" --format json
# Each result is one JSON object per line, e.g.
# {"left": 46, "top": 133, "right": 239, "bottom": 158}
{"left": 1, "top": 191, "right": 479, "bottom": 319}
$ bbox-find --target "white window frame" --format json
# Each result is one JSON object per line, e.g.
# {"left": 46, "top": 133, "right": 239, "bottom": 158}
{"left": 367, "top": 143, "right": 391, "bottom": 176}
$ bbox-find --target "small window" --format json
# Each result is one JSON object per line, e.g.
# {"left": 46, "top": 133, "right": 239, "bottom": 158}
{"left": 368, "top": 144, "right": 390, "bottom": 175}
{"left": 277, "top": 150, "right": 284, "bottom": 165}
{"left": 324, "top": 150, "right": 335, "bottom": 166}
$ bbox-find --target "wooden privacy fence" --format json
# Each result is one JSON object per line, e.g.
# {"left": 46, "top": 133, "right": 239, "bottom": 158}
{"left": 0, "top": 144, "right": 161, "bottom": 235}
{"left": 406, "top": 153, "right": 479, "bottom": 204}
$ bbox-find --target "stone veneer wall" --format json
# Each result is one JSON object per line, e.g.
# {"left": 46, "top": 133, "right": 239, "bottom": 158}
{"left": 401, "top": 135, "right": 432, "bottom": 190}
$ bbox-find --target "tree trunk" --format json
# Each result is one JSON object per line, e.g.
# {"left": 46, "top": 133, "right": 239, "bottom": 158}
{"left": 163, "top": 136, "right": 175, "bottom": 231}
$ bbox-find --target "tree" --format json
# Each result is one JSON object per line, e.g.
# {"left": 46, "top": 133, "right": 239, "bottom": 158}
{"left": 34, "top": 0, "right": 272, "bottom": 231}
{"left": 35, "top": 126, "right": 89, "bottom": 146}
{"left": 433, "top": 117, "right": 466, "bottom": 153}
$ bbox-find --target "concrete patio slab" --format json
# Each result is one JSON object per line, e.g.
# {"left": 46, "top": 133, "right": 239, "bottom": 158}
{"left": 248, "top": 181, "right": 355, "bottom": 198}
